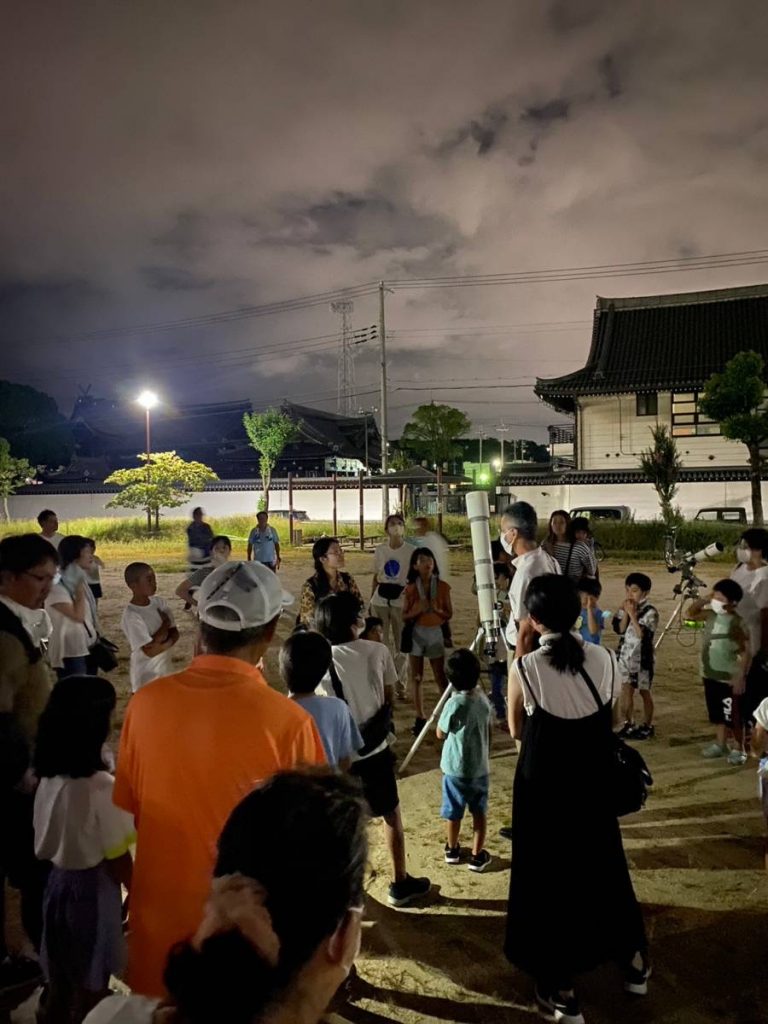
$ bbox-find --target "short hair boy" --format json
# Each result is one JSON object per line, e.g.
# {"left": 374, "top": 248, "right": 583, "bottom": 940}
{"left": 361, "top": 616, "right": 384, "bottom": 643}
{"left": 578, "top": 577, "right": 606, "bottom": 646}
{"left": 688, "top": 579, "right": 749, "bottom": 763}
{"left": 120, "top": 562, "right": 179, "bottom": 693}
{"left": 436, "top": 648, "right": 492, "bottom": 872}
{"left": 280, "top": 631, "right": 363, "bottom": 770}
{"left": 613, "top": 573, "right": 658, "bottom": 740}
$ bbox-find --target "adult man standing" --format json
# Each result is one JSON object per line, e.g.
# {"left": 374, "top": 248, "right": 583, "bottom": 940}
{"left": 0, "top": 535, "right": 56, "bottom": 995}
{"left": 499, "top": 501, "right": 561, "bottom": 662}
{"left": 371, "top": 514, "right": 413, "bottom": 698}
{"left": 113, "top": 561, "right": 325, "bottom": 997}
{"left": 186, "top": 507, "right": 214, "bottom": 570}
{"left": 247, "top": 510, "right": 281, "bottom": 571}
{"left": 37, "top": 510, "right": 64, "bottom": 552}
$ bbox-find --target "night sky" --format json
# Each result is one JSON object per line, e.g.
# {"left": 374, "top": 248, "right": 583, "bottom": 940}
{"left": 2, "top": 0, "right": 768, "bottom": 440}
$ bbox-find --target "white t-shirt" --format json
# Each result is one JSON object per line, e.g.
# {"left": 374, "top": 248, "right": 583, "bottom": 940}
{"left": 516, "top": 637, "right": 618, "bottom": 717}
{"left": 325, "top": 639, "right": 397, "bottom": 761}
{"left": 84, "top": 995, "right": 158, "bottom": 1024}
{"left": 506, "top": 546, "right": 562, "bottom": 646}
{"left": 40, "top": 531, "right": 65, "bottom": 551}
{"left": 46, "top": 581, "right": 96, "bottom": 667}
{"left": 34, "top": 771, "right": 136, "bottom": 870}
{"left": 121, "top": 597, "right": 176, "bottom": 692}
{"left": 371, "top": 541, "right": 413, "bottom": 609}
{"left": 754, "top": 696, "right": 768, "bottom": 731}
{"left": 730, "top": 564, "right": 768, "bottom": 656}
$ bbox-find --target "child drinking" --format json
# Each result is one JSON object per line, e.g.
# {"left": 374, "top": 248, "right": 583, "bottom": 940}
{"left": 437, "top": 648, "right": 492, "bottom": 872}
{"left": 33, "top": 676, "right": 134, "bottom": 1023}
{"left": 613, "top": 573, "right": 658, "bottom": 740}
{"left": 578, "top": 578, "right": 607, "bottom": 645}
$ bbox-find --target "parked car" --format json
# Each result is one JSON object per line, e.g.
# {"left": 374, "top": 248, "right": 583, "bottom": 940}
{"left": 694, "top": 506, "right": 747, "bottom": 524}
{"left": 269, "top": 509, "right": 311, "bottom": 522}
{"left": 569, "top": 505, "right": 632, "bottom": 522}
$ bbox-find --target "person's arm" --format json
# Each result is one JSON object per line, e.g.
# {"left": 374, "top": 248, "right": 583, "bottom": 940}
{"left": 439, "top": 582, "right": 453, "bottom": 622}
{"left": 274, "top": 531, "right": 281, "bottom": 569}
{"left": 401, "top": 584, "right": 422, "bottom": 621}
{"left": 507, "top": 662, "right": 525, "bottom": 739}
{"left": 175, "top": 578, "right": 195, "bottom": 603}
{"left": 614, "top": 605, "right": 630, "bottom": 634}
{"left": 338, "top": 756, "right": 352, "bottom": 773}
{"left": 515, "top": 616, "right": 537, "bottom": 657}
{"left": 51, "top": 581, "right": 87, "bottom": 623}
{"left": 751, "top": 722, "right": 767, "bottom": 757}
{"left": 759, "top": 606, "right": 768, "bottom": 656}
{"left": 686, "top": 597, "right": 710, "bottom": 623}
{"left": 138, "top": 612, "right": 175, "bottom": 658}
{"left": 246, "top": 530, "right": 254, "bottom": 561}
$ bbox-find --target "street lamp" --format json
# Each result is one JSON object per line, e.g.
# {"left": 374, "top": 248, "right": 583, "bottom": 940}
{"left": 136, "top": 390, "right": 159, "bottom": 531}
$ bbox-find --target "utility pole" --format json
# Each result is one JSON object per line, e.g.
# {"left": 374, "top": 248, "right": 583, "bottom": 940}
{"left": 478, "top": 427, "right": 487, "bottom": 464}
{"left": 379, "top": 281, "right": 390, "bottom": 517}
{"left": 497, "top": 421, "right": 510, "bottom": 470}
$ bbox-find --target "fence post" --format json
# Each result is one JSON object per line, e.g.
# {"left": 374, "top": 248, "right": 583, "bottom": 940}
{"left": 436, "top": 466, "right": 444, "bottom": 536}
{"left": 332, "top": 472, "right": 338, "bottom": 537}
{"left": 288, "top": 473, "right": 294, "bottom": 546}
{"left": 359, "top": 471, "right": 365, "bottom": 551}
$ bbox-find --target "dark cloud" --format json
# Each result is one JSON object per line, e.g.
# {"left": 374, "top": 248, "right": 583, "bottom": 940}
{"left": 141, "top": 266, "right": 217, "bottom": 291}
{"left": 523, "top": 98, "right": 570, "bottom": 124}
{"left": 597, "top": 53, "right": 622, "bottom": 97}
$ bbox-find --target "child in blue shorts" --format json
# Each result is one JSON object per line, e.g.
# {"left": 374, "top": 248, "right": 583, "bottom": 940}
{"left": 437, "top": 648, "right": 492, "bottom": 872}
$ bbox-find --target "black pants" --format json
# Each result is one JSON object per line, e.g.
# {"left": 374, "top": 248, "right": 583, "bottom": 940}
{"left": 0, "top": 789, "right": 48, "bottom": 958}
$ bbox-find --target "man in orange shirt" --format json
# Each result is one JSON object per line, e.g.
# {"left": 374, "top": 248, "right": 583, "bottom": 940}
{"left": 114, "top": 561, "right": 326, "bottom": 997}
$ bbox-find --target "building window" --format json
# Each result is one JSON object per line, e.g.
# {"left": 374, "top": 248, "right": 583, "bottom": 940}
{"left": 671, "top": 392, "right": 721, "bottom": 438}
{"left": 636, "top": 393, "right": 658, "bottom": 417}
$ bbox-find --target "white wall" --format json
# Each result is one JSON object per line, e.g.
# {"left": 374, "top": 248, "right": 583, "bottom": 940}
{"left": 578, "top": 394, "right": 744, "bottom": 471}
{"left": 7, "top": 487, "right": 402, "bottom": 525}
{"left": 500, "top": 479, "right": 763, "bottom": 522}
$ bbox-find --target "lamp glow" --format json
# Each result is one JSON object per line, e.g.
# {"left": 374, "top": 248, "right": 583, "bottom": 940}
{"left": 136, "top": 389, "right": 159, "bottom": 410}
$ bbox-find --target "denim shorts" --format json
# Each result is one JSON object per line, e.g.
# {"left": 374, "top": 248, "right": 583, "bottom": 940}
{"left": 440, "top": 774, "right": 489, "bottom": 820}
{"left": 412, "top": 624, "right": 445, "bottom": 659}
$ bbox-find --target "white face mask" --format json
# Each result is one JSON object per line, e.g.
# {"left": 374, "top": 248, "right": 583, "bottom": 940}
{"left": 736, "top": 546, "right": 751, "bottom": 564}
{"left": 388, "top": 524, "right": 404, "bottom": 538}
{"left": 500, "top": 530, "right": 515, "bottom": 556}
{"left": 710, "top": 598, "right": 728, "bottom": 615}
{"left": 211, "top": 550, "right": 229, "bottom": 567}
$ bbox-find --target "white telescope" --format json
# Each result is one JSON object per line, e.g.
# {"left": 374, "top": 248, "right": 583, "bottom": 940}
{"left": 466, "top": 490, "right": 500, "bottom": 658}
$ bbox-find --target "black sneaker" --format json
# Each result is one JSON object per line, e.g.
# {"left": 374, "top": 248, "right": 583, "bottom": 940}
{"left": 499, "top": 825, "right": 513, "bottom": 840}
{"left": 617, "top": 721, "right": 636, "bottom": 738}
{"left": 0, "top": 955, "right": 43, "bottom": 997}
{"left": 624, "top": 956, "right": 652, "bottom": 995}
{"left": 444, "top": 844, "right": 461, "bottom": 864}
{"left": 387, "top": 873, "right": 431, "bottom": 907}
{"left": 411, "top": 717, "right": 427, "bottom": 737}
{"left": 633, "top": 724, "right": 655, "bottom": 740}
{"left": 534, "top": 987, "right": 585, "bottom": 1023}
{"left": 468, "top": 850, "right": 491, "bottom": 872}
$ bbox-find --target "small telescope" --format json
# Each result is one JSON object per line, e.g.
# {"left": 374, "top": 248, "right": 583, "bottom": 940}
{"left": 466, "top": 490, "right": 501, "bottom": 659}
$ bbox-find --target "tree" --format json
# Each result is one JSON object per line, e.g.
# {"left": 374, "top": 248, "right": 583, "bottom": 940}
{"left": 105, "top": 451, "right": 218, "bottom": 531}
{"left": 242, "top": 408, "right": 298, "bottom": 510}
{"left": 0, "top": 437, "right": 34, "bottom": 521}
{"left": 0, "top": 381, "right": 74, "bottom": 469}
{"left": 699, "top": 351, "right": 768, "bottom": 525}
{"left": 400, "top": 404, "right": 471, "bottom": 471}
{"left": 639, "top": 425, "right": 682, "bottom": 528}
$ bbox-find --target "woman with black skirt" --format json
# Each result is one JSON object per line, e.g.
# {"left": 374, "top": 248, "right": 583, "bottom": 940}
{"left": 505, "top": 574, "right": 648, "bottom": 1024}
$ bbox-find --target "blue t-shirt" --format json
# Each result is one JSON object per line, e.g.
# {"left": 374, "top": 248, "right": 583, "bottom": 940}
{"left": 578, "top": 606, "right": 606, "bottom": 645}
{"left": 248, "top": 525, "right": 280, "bottom": 565}
{"left": 291, "top": 695, "right": 363, "bottom": 767}
{"left": 438, "top": 689, "right": 491, "bottom": 779}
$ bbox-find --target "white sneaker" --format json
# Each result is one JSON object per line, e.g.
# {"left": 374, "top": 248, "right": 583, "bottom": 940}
{"left": 535, "top": 987, "right": 585, "bottom": 1023}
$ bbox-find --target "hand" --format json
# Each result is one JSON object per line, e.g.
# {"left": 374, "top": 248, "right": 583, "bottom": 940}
{"left": 586, "top": 595, "right": 597, "bottom": 609}
{"left": 419, "top": 599, "right": 430, "bottom": 614}
{"left": 275, "top": 558, "right": 281, "bottom": 570}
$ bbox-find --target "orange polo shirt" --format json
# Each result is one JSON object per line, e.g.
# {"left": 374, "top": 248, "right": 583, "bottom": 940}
{"left": 113, "top": 654, "right": 326, "bottom": 997}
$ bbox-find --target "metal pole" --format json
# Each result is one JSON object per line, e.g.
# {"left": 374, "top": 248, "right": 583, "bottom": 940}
{"left": 358, "top": 470, "right": 365, "bottom": 551}
{"left": 145, "top": 407, "right": 152, "bottom": 533}
{"left": 363, "top": 412, "right": 369, "bottom": 474}
{"left": 378, "top": 281, "right": 389, "bottom": 517}
{"left": 332, "top": 472, "right": 338, "bottom": 536}
{"left": 436, "top": 465, "right": 444, "bottom": 536}
{"left": 288, "top": 473, "right": 294, "bottom": 546}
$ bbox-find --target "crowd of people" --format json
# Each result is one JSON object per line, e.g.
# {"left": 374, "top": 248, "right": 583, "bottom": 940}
{"left": 0, "top": 502, "right": 767, "bottom": 1024}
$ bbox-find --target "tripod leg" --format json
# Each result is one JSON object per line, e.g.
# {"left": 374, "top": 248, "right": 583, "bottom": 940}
{"left": 398, "top": 683, "right": 454, "bottom": 776}
{"left": 654, "top": 597, "right": 685, "bottom": 650}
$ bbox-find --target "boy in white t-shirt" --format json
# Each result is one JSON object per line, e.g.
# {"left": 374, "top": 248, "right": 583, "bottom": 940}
{"left": 751, "top": 696, "right": 768, "bottom": 872}
{"left": 120, "top": 562, "right": 179, "bottom": 693}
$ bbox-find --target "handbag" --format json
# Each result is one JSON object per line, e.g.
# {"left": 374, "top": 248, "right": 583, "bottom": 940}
{"left": 377, "top": 583, "right": 404, "bottom": 603}
{"left": 327, "top": 661, "right": 392, "bottom": 756}
{"left": 400, "top": 619, "right": 415, "bottom": 654}
{"left": 578, "top": 665, "right": 653, "bottom": 817}
{"left": 90, "top": 635, "right": 119, "bottom": 673}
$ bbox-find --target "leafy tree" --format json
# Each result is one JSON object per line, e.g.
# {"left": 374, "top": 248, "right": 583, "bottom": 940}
{"left": 387, "top": 443, "right": 412, "bottom": 472}
{"left": 699, "top": 351, "right": 768, "bottom": 525}
{"left": 105, "top": 451, "right": 218, "bottom": 532}
{"left": 0, "top": 437, "right": 34, "bottom": 521}
{"left": 639, "top": 425, "right": 682, "bottom": 528}
{"left": 242, "top": 408, "right": 298, "bottom": 509}
{"left": 401, "top": 404, "right": 471, "bottom": 471}
{"left": 0, "top": 381, "right": 74, "bottom": 469}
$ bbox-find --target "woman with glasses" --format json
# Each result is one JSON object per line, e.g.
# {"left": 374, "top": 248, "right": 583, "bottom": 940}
{"left": 85, "top": 770, "right": 368, "bottom": 1024}
{"left": 296, "top": 537, "right": 363, "bottom": 628}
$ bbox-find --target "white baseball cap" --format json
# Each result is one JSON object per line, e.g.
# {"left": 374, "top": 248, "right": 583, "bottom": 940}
{"left": 198, "top": 561, "right": 293, "bottom": 632}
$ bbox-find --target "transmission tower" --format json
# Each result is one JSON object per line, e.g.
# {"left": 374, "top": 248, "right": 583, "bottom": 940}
{"left": 331, "top": 299, "right": 356, "bottom": 415}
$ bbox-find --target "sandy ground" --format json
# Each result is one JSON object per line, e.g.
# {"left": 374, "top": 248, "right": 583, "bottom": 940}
{"left": 7, "top": 549, "right": 768, "bottom": 1023}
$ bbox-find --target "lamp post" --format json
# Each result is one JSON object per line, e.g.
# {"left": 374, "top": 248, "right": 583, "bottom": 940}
{"left": 137, "top": 390, "right": 159, "bottom": 532}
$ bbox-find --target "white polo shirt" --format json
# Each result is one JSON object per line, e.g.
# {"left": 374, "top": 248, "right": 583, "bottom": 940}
{"left": 505, "top": 546, "right": 561, "bottom": 647}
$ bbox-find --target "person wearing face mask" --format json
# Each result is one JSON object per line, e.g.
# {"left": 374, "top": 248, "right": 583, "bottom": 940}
{"left": 370, "top": 514, "right": 414, "bottom": 698}
{"left": 175, "top": 536, "right": 233, "bottom": 609}
{"left": 46, "top": 535, "right": 101, "bottom": 679}
{"left": 84, "top": 770, "right": 368, "bottom": 1024}
{"left": 297, "top": 538, "right": 363, "bottom": 628}
{"left": 687, "top": 579, "right": 749, "bottom": 763}
{"left": 0, "top": 535, "right": 57, "bottom": 999}
{"left": 499, "top": 502, "right": 561, "bottom": 665}
{"left": 730, "top": 528, "right": 768, "bottom": 730}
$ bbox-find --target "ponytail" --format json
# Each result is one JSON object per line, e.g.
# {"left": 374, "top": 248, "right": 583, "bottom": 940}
{"left": 546, "top": 632, "right": 585, "bottom": 674}
{"left": 524, "top": 573, "right": 585, "bottom": 676}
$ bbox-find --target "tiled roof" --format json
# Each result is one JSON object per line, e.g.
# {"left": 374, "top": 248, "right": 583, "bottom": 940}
{"left": 535, "top": 283, "right": 768, "bottom": 413}
{"left": 283, "top": 402, "right": 381, "bottom": 464}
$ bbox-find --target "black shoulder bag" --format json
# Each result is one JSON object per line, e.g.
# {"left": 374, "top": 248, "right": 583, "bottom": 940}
{"left": 327, "top": 658, "right": 393, "bottom": 757}
{"left": 578, "top": 662, "right": 653, "bottom": 817}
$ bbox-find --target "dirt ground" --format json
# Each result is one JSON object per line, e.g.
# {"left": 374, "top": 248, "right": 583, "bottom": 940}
{"left": 9, "top": 549, "right": 768, "bottom": 1023}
